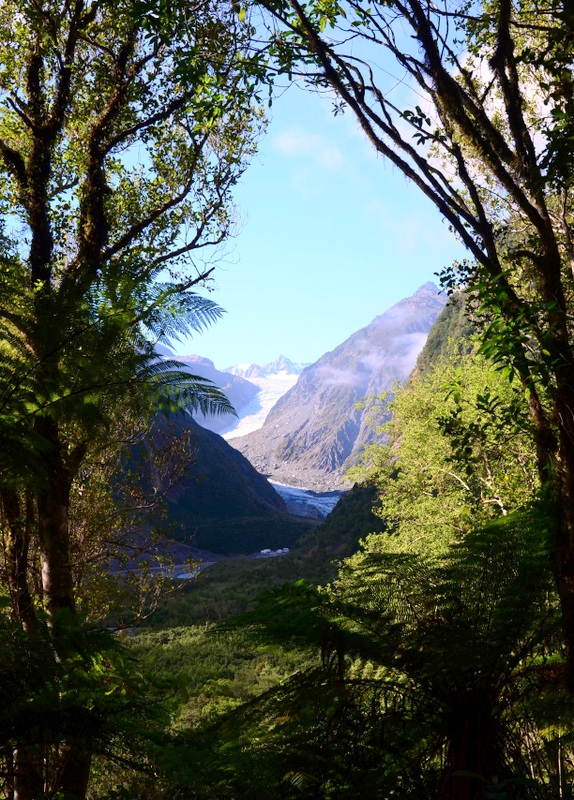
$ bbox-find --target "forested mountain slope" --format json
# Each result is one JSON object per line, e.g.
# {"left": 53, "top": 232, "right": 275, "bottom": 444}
{"left": 411, "top": 291, "right": 474, "bottom": 378}
{"left": 161, "top": 415, "right": 312, "bottom": 554}
{"left": 136, "top": 414, "right": 311, "bottom": 555}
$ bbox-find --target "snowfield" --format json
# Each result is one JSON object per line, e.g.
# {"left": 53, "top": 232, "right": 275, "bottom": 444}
{"left": 221, "top": 372, "right": 299, "bottom": 439}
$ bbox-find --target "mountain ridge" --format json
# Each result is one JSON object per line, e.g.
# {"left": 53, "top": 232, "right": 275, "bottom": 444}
{"left": 228, "top": 283, "right": 446, "bottom": 489}
{"left": 227, "top": 355, "right": 306, "bottom": 379}
{"left": 157, "top": 414, "right": 313, "bottom": 554}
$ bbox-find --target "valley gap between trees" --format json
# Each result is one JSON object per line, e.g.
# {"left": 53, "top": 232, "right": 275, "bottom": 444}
{"left": 2, "top": 0, "right": 574, "bottom": 798}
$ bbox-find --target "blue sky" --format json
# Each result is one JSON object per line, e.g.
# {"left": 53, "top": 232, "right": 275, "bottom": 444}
{"left": 175, "top": 82, "right": 466, "bottom": 369}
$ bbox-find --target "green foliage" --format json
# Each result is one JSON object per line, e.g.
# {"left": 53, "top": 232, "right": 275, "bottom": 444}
{"left": 0, "top": 610, "right": 168, "bottom": 800}
{"left": 132, "top": 622, "right": 314, "bottom": 728}
{"left": 0, "top": 0, "right": 268, "bottom": 795}
{"left": 81, "top": 621, "right": 316, "bottom": 800}
{"left": 413, "top": 294, "right": 475, "bottom": 379}
{"left": 0, "top": 0, "right": 264, "bottom": 580}
{"left": 190, "top": 506, "right": 568, "bottom": 799}
{"left": 353, "top": 345, "right": 540, "bottom": 558}
{"left": 83, "top": 339, "right": 570, "bottom": 799}
{"left": 256, "top": 0, "right": 574, "bottom": 689}
{"left": 147, "top": 558, "right": 311, "bottom": 628}
{"left": 3, "top": 2, "right": 574, "bottom": 797}
{"left": 292, "top": 482, "right": 386, "bottom": 571}
{"left": 145, "top": 483, "right": 384, "bottom": 630}
{"left": 121, "top": 320, "right": 567, "bottom": 797}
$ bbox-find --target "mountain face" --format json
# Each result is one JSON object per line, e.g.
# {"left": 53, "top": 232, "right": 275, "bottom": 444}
{"left": 228, "top": 283, "right": 447, "bottom": 490}
{"left": 218, "top": 357, "right": 305, "bottom": 439}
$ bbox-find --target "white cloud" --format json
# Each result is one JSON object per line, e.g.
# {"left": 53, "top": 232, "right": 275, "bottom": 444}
{"left": 273, "top": 128, "right": 344, "bottom": 171}
{"left": 316, "top": 365, "right": 359, "bottom": 386}
{"left": 365, "top": 197, "right": 456, "bottom": 256}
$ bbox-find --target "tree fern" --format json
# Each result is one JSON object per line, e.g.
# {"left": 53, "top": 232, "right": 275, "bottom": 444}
{"left": 204, "top": 506, "right": 569, "bottom": 799}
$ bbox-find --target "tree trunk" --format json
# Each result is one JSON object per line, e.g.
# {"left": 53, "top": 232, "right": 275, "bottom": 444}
{"left": 35, "top": 419, "right": 76, "bottom": 619}
{"left": 33, "top": 424, "right": 92, "bottom": 799}
{"left": 13, "top": 747, "right": 44, "bottom": 800}
{"left": 552, "top": 390, "right": 574, "bottom": 690}
{"left": 439, "top": 695, "right": 511, "bottom": 800}
{"left": 1, "top": 490, "right": 36, "bottom": 632}
{"left": 58, "top": 743, "right": 92, "bottom": 800}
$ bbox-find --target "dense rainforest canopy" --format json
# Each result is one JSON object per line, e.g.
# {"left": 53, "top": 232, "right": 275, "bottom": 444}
{"left": 1, "top": 0, "right": 574, "bottom": 798}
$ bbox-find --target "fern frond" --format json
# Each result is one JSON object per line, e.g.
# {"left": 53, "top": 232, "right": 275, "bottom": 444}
{"left": 136, "top": 356, "right": 235, "bottom": 417}
{"left": 141, "top": 287, "right": 225, "bottom": 345}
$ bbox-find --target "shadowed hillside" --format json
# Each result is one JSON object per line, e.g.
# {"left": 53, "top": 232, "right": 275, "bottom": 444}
{"left": 157, "top": 415, "right": 313, "bottom": 554}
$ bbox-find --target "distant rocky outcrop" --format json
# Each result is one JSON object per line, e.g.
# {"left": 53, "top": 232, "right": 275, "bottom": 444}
{"left": 229, "top": 283, "right": 447, "bottom": 490}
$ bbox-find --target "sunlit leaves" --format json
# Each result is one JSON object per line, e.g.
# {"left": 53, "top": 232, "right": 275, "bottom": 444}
{"left": 353, "top": 340, "right": 539, "bottom": 558}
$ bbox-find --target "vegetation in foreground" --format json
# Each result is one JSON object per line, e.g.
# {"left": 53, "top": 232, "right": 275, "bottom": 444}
{"left": 2, "top": 0, "right": 574, "bottom": 798}
{"left": 91, "top": 305, "right": 574, "bottom": 799}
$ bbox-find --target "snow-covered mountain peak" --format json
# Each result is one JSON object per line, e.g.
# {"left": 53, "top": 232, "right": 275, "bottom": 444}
{"left": 226, "top": 355, "right": 306, "bottom": 380}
